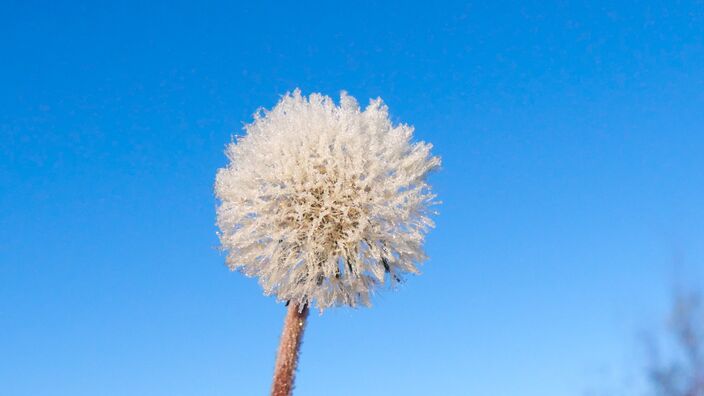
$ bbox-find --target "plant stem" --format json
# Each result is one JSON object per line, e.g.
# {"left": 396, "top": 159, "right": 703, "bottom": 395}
{"left": 271, "top": 302, "right": 309, "bottom": 396}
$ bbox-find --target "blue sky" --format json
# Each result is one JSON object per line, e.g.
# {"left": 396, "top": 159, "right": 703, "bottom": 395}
{"left": 1, "top": 1, "right": 704, "bottom": 395}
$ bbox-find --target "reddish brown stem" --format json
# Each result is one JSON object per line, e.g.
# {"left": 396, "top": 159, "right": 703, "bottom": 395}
{"left": 271, "top": 303, "right": 309, "bottom": 396}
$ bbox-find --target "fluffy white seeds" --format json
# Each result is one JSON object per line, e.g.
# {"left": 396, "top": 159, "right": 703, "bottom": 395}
{"left": 215, "top": 90, "right": 440, "bottom": 310}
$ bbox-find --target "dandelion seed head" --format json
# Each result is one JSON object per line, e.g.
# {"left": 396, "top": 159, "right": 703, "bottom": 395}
{"left": 215, "top": 90, "right": 440, "bottom": 310}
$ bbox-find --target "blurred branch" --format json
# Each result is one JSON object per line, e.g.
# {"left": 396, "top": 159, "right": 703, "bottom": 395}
{"left": 649, "top": 290, "right": 704, "bottom": 396}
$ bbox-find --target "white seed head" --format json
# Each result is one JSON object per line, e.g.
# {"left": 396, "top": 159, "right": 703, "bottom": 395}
{"left": 215, "top": 90, "right": 440, "bottom": 310}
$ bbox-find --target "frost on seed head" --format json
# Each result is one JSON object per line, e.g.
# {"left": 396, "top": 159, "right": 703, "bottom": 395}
{"left": 215, "top": 89, "right": 440, "bottom": 311}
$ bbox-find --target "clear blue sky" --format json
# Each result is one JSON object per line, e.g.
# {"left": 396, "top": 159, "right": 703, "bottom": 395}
{"left": 1, "top": 1, "right": 703, "bottom": 395}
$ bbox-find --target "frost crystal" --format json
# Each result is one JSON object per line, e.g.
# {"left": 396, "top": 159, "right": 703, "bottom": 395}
{"left": 215, "top": 90, "right": 440, "bottom": 310}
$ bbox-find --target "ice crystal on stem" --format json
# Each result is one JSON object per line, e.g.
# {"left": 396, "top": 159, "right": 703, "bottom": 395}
{"left": 215, "top": 90, "right": 440, "bottom": 311}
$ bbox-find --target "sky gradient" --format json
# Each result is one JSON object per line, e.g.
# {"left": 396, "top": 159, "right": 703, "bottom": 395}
{"left": 2, "top": 1, "right": 704, "bottom": 395}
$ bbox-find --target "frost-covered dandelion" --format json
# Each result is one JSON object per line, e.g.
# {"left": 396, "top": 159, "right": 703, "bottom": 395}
{"left": 215, "top": 90, "right": 439, "bottom": 396}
